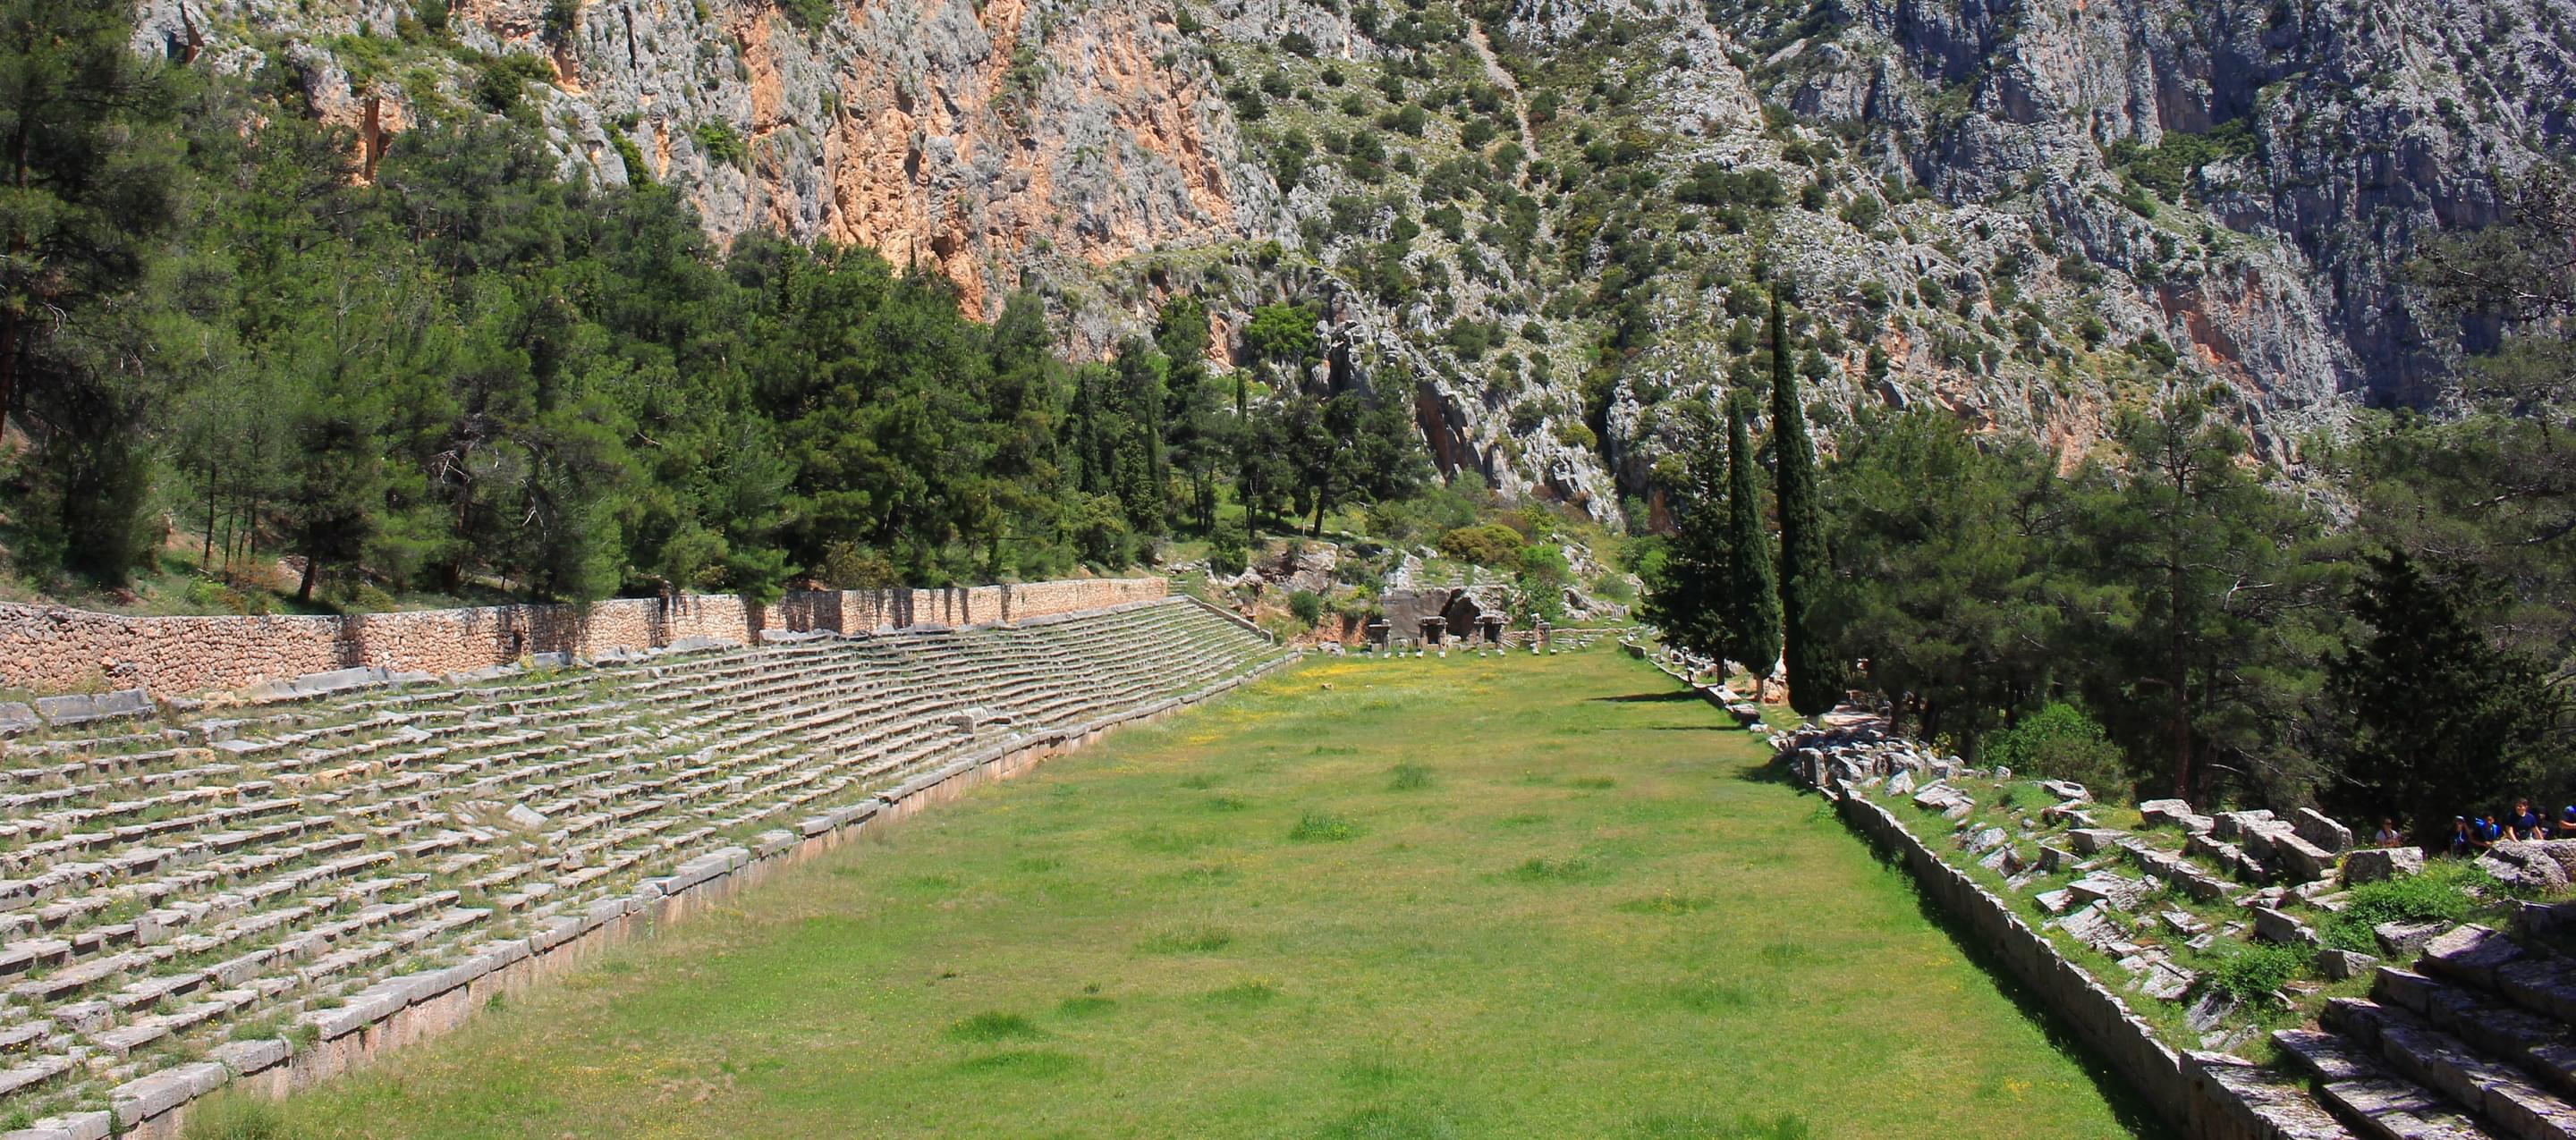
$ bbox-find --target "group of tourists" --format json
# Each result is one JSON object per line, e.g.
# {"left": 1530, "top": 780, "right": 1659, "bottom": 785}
{"left": 2407, "top": 798, "right": 2576, "bottom": 856}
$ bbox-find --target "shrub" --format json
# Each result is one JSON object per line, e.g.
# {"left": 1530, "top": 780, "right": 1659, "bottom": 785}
{"left": 2207, "top": 942, "right": 2307, "bottom": 1001}
{"left": 1287, "top": 588, "right": 1325, "bottom": 626}
{"left": 2320, "top": 861, "right": 2491, "bottom": 951}
{"left": 1436, "top": 523, "right": 1525, "bottom": 570}
{"left": 1983, "top": 702, "right": 2128, "bottom": 796}
{"left": 1388, "top": 763, "right": 1433, "bottom": 790}
{"left": 694, "top": 121, "right": 749, "bottom": 167}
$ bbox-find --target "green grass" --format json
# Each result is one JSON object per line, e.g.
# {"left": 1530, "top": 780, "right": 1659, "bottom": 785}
{"left": 199, "top": 650, "right": 2152, "bottom": 1138}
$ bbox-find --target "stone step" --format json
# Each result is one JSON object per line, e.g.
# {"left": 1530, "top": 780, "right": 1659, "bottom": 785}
{"left": 2327, "top": 997, "right": 2576, "bottom": 1140}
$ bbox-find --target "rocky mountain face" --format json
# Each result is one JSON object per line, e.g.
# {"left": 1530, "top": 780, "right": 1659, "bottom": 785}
{"left": 131, "top": 0, "right": 2576, "bottom": 523}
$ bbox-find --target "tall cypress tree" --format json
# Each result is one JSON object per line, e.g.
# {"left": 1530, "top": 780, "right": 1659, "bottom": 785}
{"left": 1721, "top": 390, "right": 1783, "bottom": 697}
{"left": 1769, "top": 291, "right": 1835, "bottom": 717}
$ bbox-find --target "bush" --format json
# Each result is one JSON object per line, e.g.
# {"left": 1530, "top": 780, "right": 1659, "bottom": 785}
{"left": 2207, "top": 942, "right": 2307, "bottom": 1001}
{"left": 1287, "top": 588, "right": 1325, "bottom": 627}
{"left": 1208, "top": 530, "right": 1248, "bottom": 576}
{"left": 1983, "top": 702, "right": 2128, "bottom": 796}
{"left": 2320, "top": 861, "right": 2491, "bottom": 951}
{"left": 1436, "top": 524, "right": 1525, "bottom": 570}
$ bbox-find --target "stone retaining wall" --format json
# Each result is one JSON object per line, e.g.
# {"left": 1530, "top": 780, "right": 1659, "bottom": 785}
{"left": 1829, "top": 789, "right": 2309, "bottom": 1140}
{"left": 105, "top": 650, "right": 1293, "bottom": 1140}
{"left": 0, "top": 578, "right": 1166, "bottom": 698}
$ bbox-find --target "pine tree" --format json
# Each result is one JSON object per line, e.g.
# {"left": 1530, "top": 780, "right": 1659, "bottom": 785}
{"left": 1769, "top": 291, "right": 1835, "bottom": 717}
{"left": 2331, "top": 550, "right": 2567, "bottom": 833}
{"left": 1641, "top": 404, "right": 1729, "bottom": 662}
{"left": 1720, "top": 390, "right": 1782, "bottom": 697}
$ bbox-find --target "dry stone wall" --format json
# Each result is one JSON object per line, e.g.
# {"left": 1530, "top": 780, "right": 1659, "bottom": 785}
{"left": 0, "top": 579, "right": 1165, "bottom": 699}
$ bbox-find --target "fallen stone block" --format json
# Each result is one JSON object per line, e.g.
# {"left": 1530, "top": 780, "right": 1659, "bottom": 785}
{"left": 2140, "top": 798, "right": 2216, "bottom": 834}
{"left": 2317, "top": 948, "right": 2379, "bottom": 981}
{"left": 2068, "top": 874, "right": 2154, "bottom": 912}
{"left": 2067, "top": 828, "right": 2127, "bottom": 855}
{"left": 2293, "top": 807, "right": 2353, "bottom": 855}
{"left": 2270, "top": 831, "right": 2340, "bottom": 883}
{"left": 2342, "top": 847, "right": 2424, "bottom": 885}
{"left": 0, "top": 704, "right": 35, "bottom": 737}
{"left": 2251, "top": 907, "right": 2320, "bottom": 946}
{"left": 2038, "top": 780, "right": 2089, "bottom": 803}
{"left": 2212, "top": 810, "right": 2275, "bottom": 841}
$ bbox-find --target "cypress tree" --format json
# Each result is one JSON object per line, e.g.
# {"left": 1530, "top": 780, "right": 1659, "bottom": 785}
{"left": 1721, "top": 390, "right": 1782, "bottom": 698}
{"left": 1769, "top": 291, "right": 1835, "bottom": 717}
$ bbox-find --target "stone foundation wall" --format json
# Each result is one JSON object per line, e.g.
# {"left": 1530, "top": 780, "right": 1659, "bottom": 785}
{"left": 0, "top": 578, "right": 1166, "bottom": 698}
{"left": 1829, "top": 789, "right": 2311, "bottom": 1140}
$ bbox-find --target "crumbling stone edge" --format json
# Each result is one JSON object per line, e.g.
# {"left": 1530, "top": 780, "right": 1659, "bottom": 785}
{"left": 1821, "top": 783, "right": 2307, "bottom": 1140}
{"left": 69, "top": 653, "right": 1296, "bottom": 1140}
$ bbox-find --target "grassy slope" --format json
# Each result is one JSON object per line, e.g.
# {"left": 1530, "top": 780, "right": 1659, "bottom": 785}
{"left": 202, "top": 650, "right": 2155, "bottom": 1139}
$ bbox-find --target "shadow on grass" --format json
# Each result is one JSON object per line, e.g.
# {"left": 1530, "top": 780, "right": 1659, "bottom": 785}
{"left": 1828, "top": 802, "right": 2178, "bottom": 1139}
{"left": 1730, "top": 756, "right": 1799, "bottom": 785}
{"left": 1589, "top": 690, "right": 1702, "bottom": 704}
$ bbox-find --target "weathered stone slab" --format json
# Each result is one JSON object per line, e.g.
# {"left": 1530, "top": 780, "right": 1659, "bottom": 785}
{"left": 2272, "top": 831, "right": 2341, "bottom": 883}
{"left": 2213, "top": 810, "right": 2276, "bottom": 841}
{"left": 0, "top": 703, "right": 35, "bottom": 737}
{"left": 109, "top": 1060, "right": 226, "bottom": 1128}
{"left": 2418, "top": 925, "right": 2520, "bottom": 988}
{"left": 35, "top": 688, "right": 151, "bottom": 728}
{"left": 2377, "top": 920, "right": 2452, "bottom": 958}
{"left": 2038, "top": 780, "right": 2089, "bottom": 802}
{"left": 2344, "top": 847, "right": 2425, "bottom": 885}
{"left": 2318, "top": 948, "right": 2379, "bottom": 981}
{"left": 2253, "top": 907, "right": 2321, "bottom": 946}
{"left": 2068, "top": 828, "right": 2127, "bottom": 855}
{"left": 2068, "top": 873, "right": 2153, "bottom": 912}
{"left": 2295, "top": 807, "right": 2354, "bottom": 855}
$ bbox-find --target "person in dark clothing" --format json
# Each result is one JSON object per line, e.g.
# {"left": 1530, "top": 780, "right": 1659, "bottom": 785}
{"left": 2557, "top": 805, "right": 2576, "bottom": 839}
{"left": 2509, "top": 799, "right": 2548, "bottom": 841}
{"left": 2448, "top": 816, "right": 2477, "bottom": 857}
{"left": 2476, "top": 814, "right": 2504, "bottom": 849}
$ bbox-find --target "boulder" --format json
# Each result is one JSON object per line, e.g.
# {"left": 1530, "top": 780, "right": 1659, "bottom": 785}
{"left": 0, "top": 703, "right": 34, "bottom": 736}
{"left": 2341, "top": 847, "right": 2424, "bottom": 885}
{"left": 2212, "top": 810, "right": 2276, "bottom": 841}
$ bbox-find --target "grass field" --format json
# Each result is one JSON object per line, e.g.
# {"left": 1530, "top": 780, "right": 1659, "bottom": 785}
{"left": 196, "top": 648, "right": 2157, "bottom": 1139}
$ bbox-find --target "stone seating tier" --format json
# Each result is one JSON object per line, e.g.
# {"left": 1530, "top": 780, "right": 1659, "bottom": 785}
{"left": 0, "top": 596, "right": 1281, "bottom": 1126}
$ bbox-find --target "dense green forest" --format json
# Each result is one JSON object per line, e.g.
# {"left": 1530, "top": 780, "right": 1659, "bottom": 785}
{"left": 1643, "top": 184, "right": 2576, "bottom": 832}
{"left": 0, "top": 0, "right": 1427, "bottom": 609}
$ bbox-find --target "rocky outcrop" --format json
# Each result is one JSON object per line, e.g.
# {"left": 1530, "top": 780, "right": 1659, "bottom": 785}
{"left": 129, "top": 0, "right": 2572, "bottom": 521}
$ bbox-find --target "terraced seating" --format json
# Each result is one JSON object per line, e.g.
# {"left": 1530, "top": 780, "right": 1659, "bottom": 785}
{"left": 2265, "top": 920, "right": 2576, "bottom": 1140}
{"left": 0, "top": 596, "right": 1281, "bottom": 1133}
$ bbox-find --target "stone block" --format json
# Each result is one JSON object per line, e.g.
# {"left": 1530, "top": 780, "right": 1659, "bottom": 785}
{"left": 2292, "top": 807, "right": 2353, "bottom": 855}
{"left": 2342, "top": 847, "right": 2424, "bottom": 885}
{"left": 0, "top": 704, "right": 34, "bottom": 736}
{"left": 36, "top": 688, "right": 151, "bottom": 728}
{"left": 109, "top": 1060, "right": 226, "bottom": 1128}
{"left": 2252, "top": 907, "right": 2320, "bottom": 946}
{"left": 2270, "top": 831, "right": 2340, "bottom": 883}
{"left": 2038, "top": 780, "right": 2089, "bottom": 802}
{"left": 2212, "top": 810, "right": 2275, "bottom": 841}
{"left": 2317, "top": 948, "right": 2379, "bottom": 981}
{"left": 2068, "top": 828, "right": 2127, "bottom": 855}
{"left": 208, "top": 1037, "right": 289, "bottom": 1077}
{"left": 2068, "top": 874, "right": 2153, "bottom": 912}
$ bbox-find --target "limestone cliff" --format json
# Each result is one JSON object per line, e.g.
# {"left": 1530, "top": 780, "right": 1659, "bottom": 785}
{"left": 128, "top": 0, "right": 2576, "bottom": 523}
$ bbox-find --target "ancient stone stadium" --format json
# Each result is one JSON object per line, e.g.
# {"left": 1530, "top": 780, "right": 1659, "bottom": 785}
{"left": 0, "top": 589, "right": 1293, "bottom": 1136}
